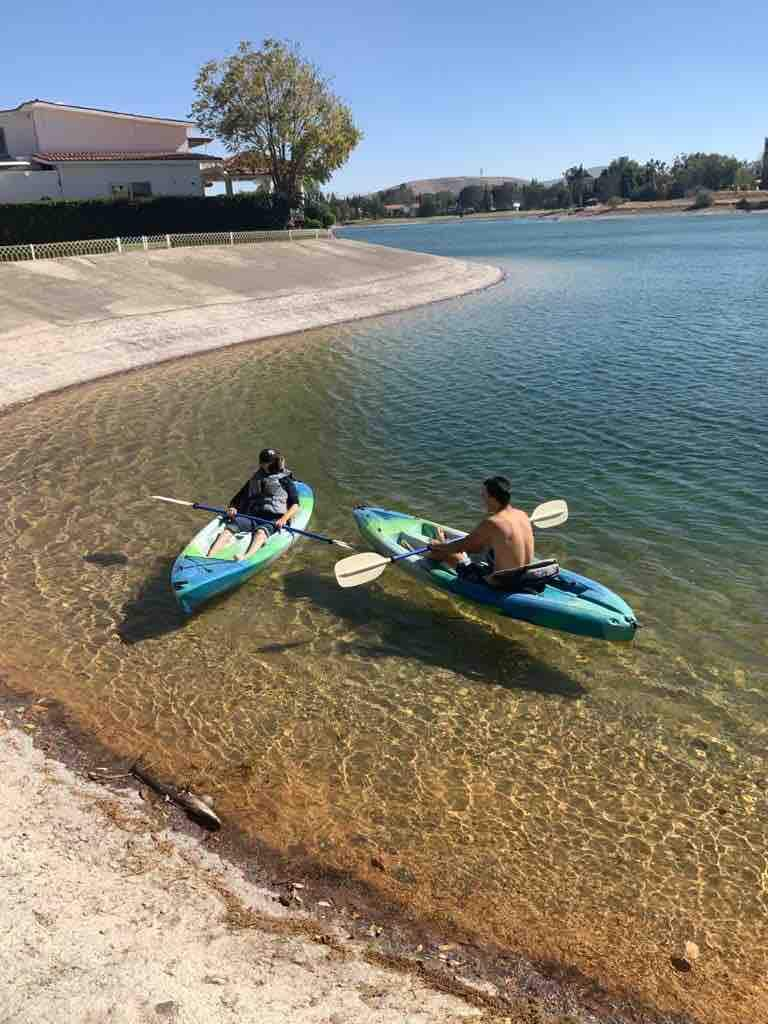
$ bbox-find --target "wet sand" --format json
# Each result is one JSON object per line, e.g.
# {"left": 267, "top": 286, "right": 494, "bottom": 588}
{"left": 0, "top": 706, "right": 487, "bottom": 1024}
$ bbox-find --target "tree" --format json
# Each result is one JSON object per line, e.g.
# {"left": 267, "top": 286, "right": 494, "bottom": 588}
{"left": 418, "top": 194, "right": 438, "bottom": 217}
{"left": 595, "top": 157, "right": 642, "bottom": 201}
{"left": 521, "top": 179, "right": 569, "bottom": 211}
{"left": 734, "top": 163, "right": 756, "bottom": 190}
{"left": 633, "top": 159, "right": 670, "bottom": 200}
{"left": 434, "top": 190, "right": 456, "bottom": 213}
{"left": 458, "top": 185, "right": 484, "bottom": 211}
{"left": 565, "top": 164, "right": 590, "bottom": 205}
{"left": 762, "top": 138, "right": 768, "bottom": 190}
{"left": 380, "top": 183, "right": 417, "bottom": 205}
{"left": 521, "top": 179, "right": 546, "bottom": 210}
{"left": 192, "top": 39, "right": 362, "bottom": 209}
{"left": 492, "top": 181, "right": 523, "bottom": 210}
{"left": 671, "top": 153, "right": 740, "bottom": 193}
{"left": 359, "top": 194, "right": 385, "bottom": 219}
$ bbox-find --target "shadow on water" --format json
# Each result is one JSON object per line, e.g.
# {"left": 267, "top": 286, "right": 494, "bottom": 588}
{"left": 116, "top": 556, "right": 188, "bottom": 645}
{"left": 282, "top": 569, "right": 585, "bottom": 699}
{"left": 83, "top": 552, "right": 129, "bottom": 567}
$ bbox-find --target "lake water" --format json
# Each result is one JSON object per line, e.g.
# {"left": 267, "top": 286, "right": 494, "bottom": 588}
{"left": 1, "top": 213, "right": 766, "bottom": 1021}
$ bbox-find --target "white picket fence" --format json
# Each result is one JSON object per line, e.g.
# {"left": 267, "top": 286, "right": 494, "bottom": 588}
{"left": 0, "top": 228, "right": 331, "bottom": 264}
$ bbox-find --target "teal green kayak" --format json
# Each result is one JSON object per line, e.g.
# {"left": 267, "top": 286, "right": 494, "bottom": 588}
{"left": 353, "top": 504, "right": 638, "bottom": 642}
{"left": 170, "top": 482, "right": 314, "bottom": 614}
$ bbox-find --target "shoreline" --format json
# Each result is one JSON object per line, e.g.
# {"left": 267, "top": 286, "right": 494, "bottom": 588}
{"left": 339, "top": 195, "right": 768, "bottom": 229}
{"left": 0, "top": 238, "right": 604, "bottom": 1023}
{"left": 0, "top": 237, "right": 501, "bottom": 414}
{"left": 0, "top": 676, "right": 682, "bottom": 1024}
{"left": 0, "top": 236, "right": 720, "bottom": 1023}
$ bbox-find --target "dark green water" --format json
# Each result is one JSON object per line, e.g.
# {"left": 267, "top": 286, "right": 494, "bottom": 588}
{"left": 1, "top": 213, "right": 766, "bottom": 1019}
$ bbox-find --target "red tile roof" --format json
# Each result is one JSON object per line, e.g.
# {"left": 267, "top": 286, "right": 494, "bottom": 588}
{"left": 33, "top": 151, "right": 222, "bottom": 163}
{"left": 220, "top": 152, "right": 270, "bottom": 175}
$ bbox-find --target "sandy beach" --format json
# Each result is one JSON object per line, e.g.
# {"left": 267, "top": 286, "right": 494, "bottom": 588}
{"left": 1, "top": 709, "right": 489, "bottom": 1024}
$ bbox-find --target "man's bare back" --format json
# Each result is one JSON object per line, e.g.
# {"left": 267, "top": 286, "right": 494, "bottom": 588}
{"left": 426, "top": 475, "right": 534, "bottom": 577}
{"left": 484, "top": 506, "right": 534, "bottom": 572}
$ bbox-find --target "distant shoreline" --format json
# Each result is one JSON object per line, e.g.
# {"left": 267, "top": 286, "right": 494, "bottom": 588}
{"left": 340, "top": 192, "right": 768, "bottom": 229}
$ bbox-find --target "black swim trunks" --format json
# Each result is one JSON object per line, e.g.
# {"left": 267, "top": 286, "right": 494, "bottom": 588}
{"left": 228, "top": 513, "right": 281, "bottom": 536}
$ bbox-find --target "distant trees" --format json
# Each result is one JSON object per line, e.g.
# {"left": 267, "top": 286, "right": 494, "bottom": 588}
{"left": 492, "top": 181, "right": 523, "bottom": 210}
{"left": 418, "top": 194, "right": 438, "bottom": 217}
{"left": 520, "top": 179, "right": 570, "bottom": 211}
{"left": 379, "top": 183, "right": 417, "bottom": 206}
{"left": 565, "top": 165, "right": 593, "bottom": 206}
{"left": 458, "top": 185, "right": 484, "bottom": 211}
{"left": 434, "top": 190, "right": 455, "bottom": 212}
{"left": 671, "top": 153, "right": 740, "bottom": 193}
{"left": 594, "top": 157, "right": 643, "bottom": 201}
{"left": 326, "top": 143, "right": 765, "bottom": 224}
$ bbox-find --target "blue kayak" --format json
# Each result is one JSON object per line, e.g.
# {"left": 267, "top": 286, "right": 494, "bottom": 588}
{"left": 353, "top": 504, "right": 638, "bottom": 642}
{"left": 170, "top": 482, "right": 314, "bottom": 614}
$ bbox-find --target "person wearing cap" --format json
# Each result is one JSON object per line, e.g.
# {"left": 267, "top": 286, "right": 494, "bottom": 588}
{"left": 207, "top": 449, "right": 300, "bottom": 560}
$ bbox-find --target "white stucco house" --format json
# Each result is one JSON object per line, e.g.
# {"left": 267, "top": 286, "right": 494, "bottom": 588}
{"left": 0, "top": 99, "right": 230, "bottom": 204}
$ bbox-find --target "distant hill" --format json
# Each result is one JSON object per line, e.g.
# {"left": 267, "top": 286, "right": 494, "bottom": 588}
{"left": 375, "top": 169, "right": 607, "bottom": 196}
{"left": 377, "top": 175, "right": 529, "bottom": 196}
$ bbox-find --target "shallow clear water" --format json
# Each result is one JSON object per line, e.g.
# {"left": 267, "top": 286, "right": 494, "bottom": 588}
{"left": 1, "top": 214, "right": 766, "bottom": 1019}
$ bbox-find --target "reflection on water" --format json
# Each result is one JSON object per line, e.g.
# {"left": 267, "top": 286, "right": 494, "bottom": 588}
{"left": 1, "top": 215, "right": 767, "bottom": 1022}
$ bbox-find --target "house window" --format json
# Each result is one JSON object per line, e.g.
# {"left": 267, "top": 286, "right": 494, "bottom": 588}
{"left": 0, "top": 128, "right": 8, "bottom": 157}
{"left": 109, "top": 182, "right": 152, "bottom": 200}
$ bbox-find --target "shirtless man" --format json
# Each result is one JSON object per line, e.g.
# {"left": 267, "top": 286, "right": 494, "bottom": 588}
{"left": 425, "top": 476, "right": 533, "bottom": 584}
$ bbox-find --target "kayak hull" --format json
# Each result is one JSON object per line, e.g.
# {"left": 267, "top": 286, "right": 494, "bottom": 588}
{"left": 170, "top": 482, "right": 314, "bottom": 614}
{"left": 353, "top": 505, "right": 637, "bottom": 642}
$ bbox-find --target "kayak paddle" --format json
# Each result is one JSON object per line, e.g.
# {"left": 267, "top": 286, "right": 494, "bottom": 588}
{"left": 333, "top": 499, "right": 568, "bottom": 589}
{"left": 151, "top": 495, "right": 357, "bottom": 550}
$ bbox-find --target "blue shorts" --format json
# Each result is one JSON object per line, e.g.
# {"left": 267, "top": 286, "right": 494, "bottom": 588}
{"left": 228, "top": 514, "right": 279, "bottom": 537}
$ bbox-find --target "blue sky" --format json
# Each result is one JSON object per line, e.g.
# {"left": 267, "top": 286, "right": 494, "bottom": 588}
{"left": 4, "top": 1, "right": 766, "bottom": 195}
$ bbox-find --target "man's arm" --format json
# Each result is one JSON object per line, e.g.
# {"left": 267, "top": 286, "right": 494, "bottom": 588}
{"left": 275, "top": 479, "right": 300, "bottom": 528}
{"left": 227, "top": 479, "right": 251, "bottom": 517}
{"left": 427, "top": 521, "right": 490, "bottom": 559}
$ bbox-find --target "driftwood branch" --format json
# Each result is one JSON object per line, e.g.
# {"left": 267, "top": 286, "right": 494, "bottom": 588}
{"left": 130, "top": 762, "right": 222, "bottom": 832}
{"left": 89, "top": 760, "right": 221, "bottom": 832}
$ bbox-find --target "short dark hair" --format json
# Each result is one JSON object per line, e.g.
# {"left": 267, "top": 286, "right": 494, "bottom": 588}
{"left": 259, "top": 447, "right": 278, "bottom": 464}
{"left": 484, "top": 475, "right": 512, "bottom": 507}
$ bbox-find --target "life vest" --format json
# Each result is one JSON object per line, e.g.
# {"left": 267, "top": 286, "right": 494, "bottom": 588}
{"left": 246, "top": 470, "right": 291, "bottom": 516}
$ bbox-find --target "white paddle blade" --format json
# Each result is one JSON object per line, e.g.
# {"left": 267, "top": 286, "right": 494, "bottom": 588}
{"left": 530, "top": 499, "right": 568, "bottom": 529}
{"left": 331, "top": 539, "right": 357, "bottom": 551}
{"left": 334, "top": 552, "right": 391, "bottom": 588}
{"left": 151, "top": 495, "right": 195, "bottom": 507}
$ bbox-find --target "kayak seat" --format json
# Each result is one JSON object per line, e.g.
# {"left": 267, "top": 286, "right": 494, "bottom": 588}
{"left": 487, "top": 559, "right": 560, "bottom": 593}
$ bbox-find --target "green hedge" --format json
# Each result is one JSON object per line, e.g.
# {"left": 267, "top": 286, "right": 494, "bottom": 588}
{"left": 0, "top": 192, "right": 291, "bottom": 245}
